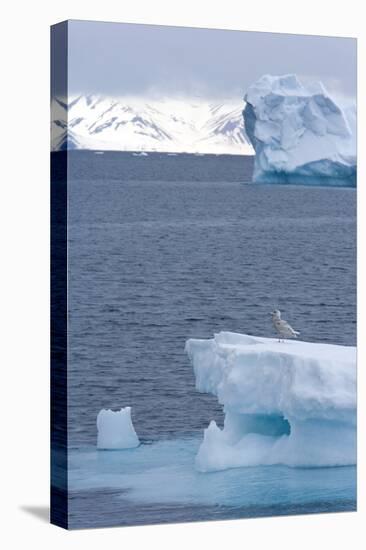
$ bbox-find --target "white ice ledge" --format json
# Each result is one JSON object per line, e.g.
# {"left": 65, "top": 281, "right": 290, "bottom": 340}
{"left": 185, "top": 332, "right": 356, "bottom": 471}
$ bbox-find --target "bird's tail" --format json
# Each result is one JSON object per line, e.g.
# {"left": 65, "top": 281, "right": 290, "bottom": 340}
{"left": 293, "top": 330, "right": 300, "bottom": 337}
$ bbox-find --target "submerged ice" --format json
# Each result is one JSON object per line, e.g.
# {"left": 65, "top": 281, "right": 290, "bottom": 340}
{"left": 68, "top": 439, "right": 355, "bottom": 511}
{"left": 185, "top": 332, "right": 356, "bottom": 472}
{"left": 97, "top": 407, "right": 140, "bottom": 450}
{"left": 243, "top": 74, "right": 356, "bottom": 185}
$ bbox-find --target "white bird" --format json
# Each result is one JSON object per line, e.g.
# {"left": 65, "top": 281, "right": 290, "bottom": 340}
{"left": 271, "top": 309, "right": 300, "bottom": 342}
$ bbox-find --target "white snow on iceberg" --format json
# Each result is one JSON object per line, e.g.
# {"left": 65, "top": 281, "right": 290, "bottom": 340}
{"left": 243, "top": 74, "right": 356, "bottom": 185}
{"left": 185, "top": 332, "right": 356, "bottom": 472}
{"left": 97, "top": 407, "right": 140, "bottom": 450}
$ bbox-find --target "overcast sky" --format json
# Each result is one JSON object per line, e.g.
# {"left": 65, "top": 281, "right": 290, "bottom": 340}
{"left": 66, "top": 20, "right": 356, "bottom": 101}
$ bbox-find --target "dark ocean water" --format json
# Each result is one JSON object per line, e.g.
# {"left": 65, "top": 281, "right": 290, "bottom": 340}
{"left": 65, "top": 150, "right": 356, "bottom": 528}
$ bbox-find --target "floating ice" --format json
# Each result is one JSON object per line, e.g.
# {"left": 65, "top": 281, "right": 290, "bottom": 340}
{"left": 185, "top": 332, "right": 356, "bottom": 472}
{"left": 97, "top": 407, "right": 140, "bottom": 450}
{"left": 243, "top": 74, "right": 356, "bottom": 185}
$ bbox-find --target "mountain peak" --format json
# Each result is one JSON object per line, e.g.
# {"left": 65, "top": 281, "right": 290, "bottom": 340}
{"left": 51, "top": 95, "right": 253, "bottom": 155}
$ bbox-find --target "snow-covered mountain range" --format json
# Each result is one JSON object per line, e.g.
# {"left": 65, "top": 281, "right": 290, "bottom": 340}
{"left": 51, "top": 95, "right": 253, "bottom": 155}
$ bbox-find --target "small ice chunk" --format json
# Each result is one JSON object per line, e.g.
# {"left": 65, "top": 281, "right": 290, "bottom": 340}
{"left": 97, "top": 407, "right": 140, "bottom": 450}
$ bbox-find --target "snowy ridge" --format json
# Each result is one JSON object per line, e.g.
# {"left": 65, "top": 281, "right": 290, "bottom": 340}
{"left": 185, "top": 332, "right": 356, "bottom": 472}
{"left": 243, "top": 74, "right": 356, "bottom": 185}
{"left": 51, "top": 95, "right": 253, "bottom": 155}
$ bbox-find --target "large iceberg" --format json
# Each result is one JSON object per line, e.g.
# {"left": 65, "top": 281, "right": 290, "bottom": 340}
{"left": 243, "top": 74, "right": 356, "bottom": 185}
{"left": 185, "top": 332, "right": 356, "bottom": 472}
{"left": 97, "top": 407, "right": 140, "bottom": 450}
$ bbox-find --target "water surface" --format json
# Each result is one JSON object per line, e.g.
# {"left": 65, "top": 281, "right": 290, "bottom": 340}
{"left": 65, "top": 151, "right": 356, "bottom": 528}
